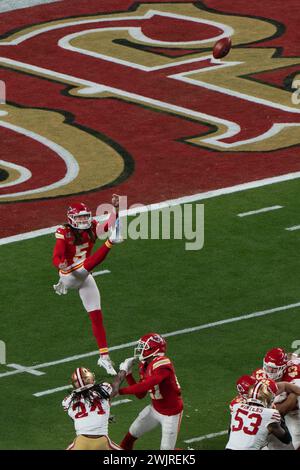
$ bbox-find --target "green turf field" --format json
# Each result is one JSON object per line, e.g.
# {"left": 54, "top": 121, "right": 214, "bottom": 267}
{"left": 1, "top": 179, "right": 300, "bottom": 449}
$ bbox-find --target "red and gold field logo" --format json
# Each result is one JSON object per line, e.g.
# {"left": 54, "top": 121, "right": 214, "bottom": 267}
{"left": 0, "top": 1, "right": 299, "bottom": 208}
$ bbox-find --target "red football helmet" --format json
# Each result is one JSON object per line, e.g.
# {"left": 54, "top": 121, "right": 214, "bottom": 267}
{"left": 134, "top": 333, "right": 167, "bottom": 362}
{"left": 247, "top": 379, "right": 278, "bottom": 408}
{"left": 236, "top": 375, "right": 256, "bottom": 397}
{"left": 67, "top": 203, "right": 92, "bottom": 230}
{"left": 263, "top": 348, "right": 288, "bottom": 380}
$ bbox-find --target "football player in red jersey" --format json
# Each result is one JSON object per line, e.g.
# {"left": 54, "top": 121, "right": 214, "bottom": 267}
{"left": 52, "top": 195, "right": 122, "bottom": 375}
{"left": 263, "top": 348, "right": 289, "bottom": 381}
{"left": 252, "top": 347, "right": 300, "bottom": 449}
{"left": 229, "top": 375, "right": 256, "bottom": 412}
{"left": 118, "top": 333, "right": 183, "bottom": 450}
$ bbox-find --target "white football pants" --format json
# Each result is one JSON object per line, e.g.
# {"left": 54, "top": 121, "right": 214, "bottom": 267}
{"left": 58, "top": 266, "right": 101, "bottom": 312}
{"left": 129, "top": 404, "right": 182, "bottom": 450}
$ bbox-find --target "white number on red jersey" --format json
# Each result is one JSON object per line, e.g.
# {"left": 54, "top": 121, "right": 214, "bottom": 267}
{"left": 150, "top": 385, "right": 163, "bottom": 400}
{"left": 74, "top": 243, "right": 89, "bottom": 262}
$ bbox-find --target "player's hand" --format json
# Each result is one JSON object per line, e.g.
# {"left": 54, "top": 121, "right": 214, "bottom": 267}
{"left": 58, "top": 260, "right": 68, "bottom": 270}
{"left": 112, "top": 194, "right": 120, "bottom": 210}
{"left": 119, "top": 357, "right": 136, "bottom": 375}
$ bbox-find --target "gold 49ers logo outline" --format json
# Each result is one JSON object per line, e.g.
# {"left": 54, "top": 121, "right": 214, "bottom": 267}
{"left": 0, "top": 1, "right": 300, "bottom": 203}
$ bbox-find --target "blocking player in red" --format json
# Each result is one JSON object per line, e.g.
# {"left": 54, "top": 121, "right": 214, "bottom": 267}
{"left": 261, "top": 347, "right": 300, "bottom": 450}
{"left": 229, "top": 375, "right": 257, "bottom": 412}
{"left": 118, "top": 333, "right": 183, "bottom": 450}
{"left": 52, "top": 194, "right": 122, "bottom": 376}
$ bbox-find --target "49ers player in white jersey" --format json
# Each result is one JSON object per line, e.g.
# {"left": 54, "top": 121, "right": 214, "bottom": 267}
{"left": 118, "top": 333, "right": 183, "bottom": 450}
{"left": 63, "top": 366, "right": 127, "bottom": 450}
{"left": 226, "top": 380, "right": 292, "bottom": 450}
{"left": 52, "top": 195, "right": 122, "bottom": 375}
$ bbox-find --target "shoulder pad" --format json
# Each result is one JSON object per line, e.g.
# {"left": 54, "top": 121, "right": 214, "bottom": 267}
{"left": 151, "top": 356, "right": 172, "bottom": 371}
{"left": 55, "top": 226, "right": 66, "bottom": 239}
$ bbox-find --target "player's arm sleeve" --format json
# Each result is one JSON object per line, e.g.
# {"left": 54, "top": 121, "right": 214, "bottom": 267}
{"left": 268, "top": 420, "right": 292, "bottom": 444}
{"left": 119, "top": 368, "right": 170, "bottom": 397}
{"left": 126, "top": 373, "right": 137, "bottom": 386}
{"left": 53, "top": 237, "right": 66, "bottom": 268}
{"left": 124, "top": 373, "right": 147, "bottom": 399}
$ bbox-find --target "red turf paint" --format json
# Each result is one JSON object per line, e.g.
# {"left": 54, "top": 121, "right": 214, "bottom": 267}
{"left": 0, "top": 0, "right": 299, "bottom": 236}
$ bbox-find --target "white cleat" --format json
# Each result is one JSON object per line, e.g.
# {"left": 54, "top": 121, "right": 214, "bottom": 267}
{"left": 97, "top": 356, "right": 117, "bottom": 376}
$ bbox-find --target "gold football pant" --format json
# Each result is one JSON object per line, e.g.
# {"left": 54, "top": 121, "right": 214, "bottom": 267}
{"left": 67, "top": 435, "right": 122, "bottom": 450}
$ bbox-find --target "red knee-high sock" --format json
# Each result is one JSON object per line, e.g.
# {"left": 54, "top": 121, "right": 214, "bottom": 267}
{"left": 89, "top": 310, "right": 109, "bottom": 356}
{"left": 83, "top": 240, "right": 112, "bottom": 272}
{"left": 120, "top": 432, "right": 138, "bottom": 450}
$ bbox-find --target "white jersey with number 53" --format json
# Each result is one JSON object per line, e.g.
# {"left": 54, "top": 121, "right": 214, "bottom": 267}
{"left": 226, "top": 402, "right": 281, "bottom": 450}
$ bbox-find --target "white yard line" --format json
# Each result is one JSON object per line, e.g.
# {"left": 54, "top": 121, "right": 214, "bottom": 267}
{"left": 237, "top": 205, "right": 283, "bottom": 217}
{"left": 34, "top": 385, "right": 72, "bottom": 397}
{"left": 1, "top": 300, "right": 300, "bottom": 379}
{"left": 7, "top": 363, "right": 45, "bottom": 376}
{"left": 1, "top": 174, "right": 299, "bottom": 246}
{"left": 92, "top": 270, "right": 111, "bottom": 277}
{"left": 285, "top": 225, "right": 300, "bottom": 231}
{"left": 184, "top": 430, "right": 227, "bottom": 443}
{"left": 111, "top": 399, "right": 132, "bottom": 407}
{"left": 33, "top": 379, "right": 132, "bottom": 405}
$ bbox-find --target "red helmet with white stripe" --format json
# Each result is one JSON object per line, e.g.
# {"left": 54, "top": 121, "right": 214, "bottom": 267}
{"left": 71, "top": 367, "right": 95, "bottom": 392}
{"left": 247, "top": 379, "right": 278, "bottom": 408}
{"left": 67, "top": 203, "right": 92, "bottom": 230}
{"left": 134, "top": 333, "right": 166, "bottom": 362}
{"left": 263, "top": 348, "right": 288, "bottom": 380}
{"left": 236, "top": 375, "right": 256, "bottom": 397}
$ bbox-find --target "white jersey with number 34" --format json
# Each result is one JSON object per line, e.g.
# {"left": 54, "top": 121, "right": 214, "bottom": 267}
{"left": 226, "top": 403, "right": 281, "bottom": 450}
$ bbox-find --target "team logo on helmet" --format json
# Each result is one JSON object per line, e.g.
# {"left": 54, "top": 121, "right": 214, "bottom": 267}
{"left": 67, "top": 202, "right": 92, "bottom": 230}
{"left": 71, "top": 367, "right": 95, "bottom": 392}
{"left": 236, "top": 375, "right": 256, "bottom": 397}
{"left": 134, "top": 333, "right": 167, "bottom": 361}
{"left": 247, "top": 380, "right": 278, "bottom": 408}
{"left": 263, "top": 348, "right": 288, "bottom": 381}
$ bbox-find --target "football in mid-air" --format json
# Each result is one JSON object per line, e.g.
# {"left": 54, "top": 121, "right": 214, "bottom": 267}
{"left": 212, "top": 37, "right": 232, "bottom": 59}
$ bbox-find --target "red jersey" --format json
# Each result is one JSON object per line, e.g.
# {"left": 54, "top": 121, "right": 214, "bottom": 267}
{"left": 119, "top": 355, "right": 183, "bottom": 416}
{"left": 53, "top": 220, "right": 98, "bottom": 269}
{"left": 252, "top": 368, "right": 268, "bottom": 381}
{"left": 281, "top": 363, "right": 300, "bottom": 382}
{"left": 229, "top": 395, "right": 245, "bottom": 412}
